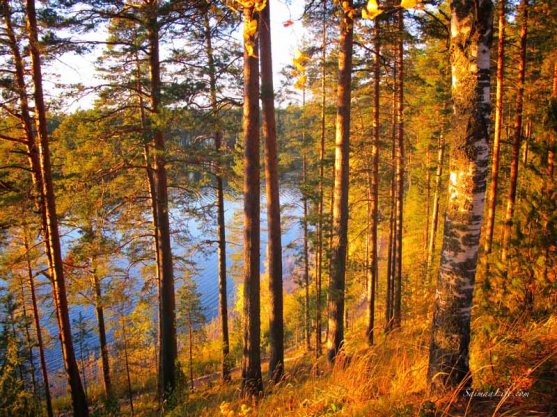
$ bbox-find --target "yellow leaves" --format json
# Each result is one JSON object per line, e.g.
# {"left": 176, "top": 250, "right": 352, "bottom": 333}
{"left": 253, "top": 0, "right": 266, "bottom": 12}
{"left": 243, "top": 17, "right": 258, "bottom": 58}
{"left": 400, "top": 0, "right": 418, "bottom": 9}
{"left": 226, "top": 0, "right": 267, "bottom": 57}
{"left": 243, "top": 18, "right": 258, "bottom": 40}
{"left": 220, "top": 402, "right": 233, "bottom": 417}
{"left": 245, "top": 43, "right": 256, "bottom": 58}
{"left": 294, "top": 74, "right": 307, "bottom": 90}
{"left": 362, "top": 0, "right": 382, "bottom": 20}
{"left": 225, "top": 0, "right": 266, "bottom": 13}
{"left": 293, "top": 49, "right": 309, "bottom": 72}
{"left": 239, "top": 404, "right": 252, "bottom": 416}
{"left": 361, "top": 0, "right": 421, "bottom": 20}
{"left": 292, "top": 49, "right": 309, "bottom": 90}
{"left": 219, "top": 402, "right": 252, "bottom": 417}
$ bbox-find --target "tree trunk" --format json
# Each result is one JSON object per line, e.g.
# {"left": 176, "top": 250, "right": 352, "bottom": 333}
{"left": 366, "top": 19, "right": 380, "bottom": 346}
{"left": 91, "top": 265, "right": 112, "bottom": 400}
{"left": 484, "top": 0, "right": 506, "bottom": 254}
{"left": 303, "top": 154, "right": 311, "bottom": 352}
{"left": 134, "top": 50, "right": 163, "bottom": 385}
{"left": 548, "top": 63, "right": 557, "bottom": 181}
{"left": 426, "top": 134, "right": 445, "bottom": 279}
{"left": 241, "top": 5, "right": 263, "bottom": 397}
{"left": 393, "top": 9, "right": 404, "bottom": 330}
{"left": 428, "top": 0, "right": 493, "bottom": 393}
{"left": 386, "top": 45, "right": 398, "bottom": 333}
{"left": 315, "top": 0, "right": 328, "bottom": 359}
{"left": 501, "top": 0, "right": 528, "bottom": 263}
{"left": 203, "top": 12, "right": 231, "bottom": 383}
{"left": 188, "top": 313, "right": 194, "bottom": 391}
{"left": 18, "top": 273, "right": 38, "bottom": 403}
{"left": 425, "top": 147, "right": 431, "bottom": 250}
{"left": 23, "top": 229, "right": 54, "bottom": 417}
{"left": 25, "top": 1, "right": 89, "bottom": 414}
{"left": 145, "top": 7, "right": 177, "bottom": 399}
{"left": 259, "top": 0, "right": 284, "bottom": 383}
{"left": 326, "top": 0, "right": 353, "bottom": 362}
{"left": 121, "top": 318, "right": 134, "bottom": 416}
{"left": 522, "top": 117, "right": 531, "bottom": 165}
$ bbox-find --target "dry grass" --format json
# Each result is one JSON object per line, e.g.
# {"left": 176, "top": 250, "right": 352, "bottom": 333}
{"left": 169, "top": 311, "right": 556, "bottom": 417}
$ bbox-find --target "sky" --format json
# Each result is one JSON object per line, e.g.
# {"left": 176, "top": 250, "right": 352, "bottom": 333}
{"left": 46, "top": 0, "right": 307, "bottom": 112}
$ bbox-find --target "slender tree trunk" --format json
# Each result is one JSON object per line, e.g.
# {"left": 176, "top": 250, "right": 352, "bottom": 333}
{"left": 393, "top": 9, "right": 404, "bottom": 330}
{"left": 121, "top": 318, "right": 134, "bottom": 416}
{"left": 315, "top": 0, "right": 327, "bottom": 358}
{"left": 326, "top": 0, "right": 353, "bottom": 362}
{"left": 302, "top": 153, "right": 311, "bottom": 351}
{"left": 241, "top": 5, "right": 263, "bottom": 397}
{"left": 484, "top": 0, "right": 506, "bottom": 254}
{"left": 428, "top": 0, "right": 493, "bottom": 393}
{"left": 425, "top": 147, "right": 431, "bottom": 250}
{"left": 134, "top": 51, "right": 163, "bottom": 384}
{"left": 259, "top": 0, "right": 284, "bottom": 383}
{"left": 26, "top": 1, "right": 89, "bottom": 414}
{"left": 122, "top": 317, "right": 135, "bottom": 417}
{"left": 501, "top": 0, "right": 528, "bottom": 263}
{"left": 548, "top": 63, "right": 557, "bottom": 181}
{"left": 18, "top": 274, "right": 38, "bottom": 402}
{"left": 90, "top": 265, "right": 112, "bottom": 400}
{"left": 426, "top": 135, "right": 445, "bottom": 279}
{"left": 386, "top": 45, "right": 398, "bottom": 333}
{"left": 188, "top": 314, "right": 194, "bottom": 391}
{"left": 23, "top": 230, "right": 54, "bottom": 417}
{"left": 522, "top": 117, "right": 531, "bottom": 165}
{"left": 385, "top": 192, "right": 395, "bottom": 331}
{"left": 366, "top": 19, "right": 380, "bottom": 346}
{"left": 145, "top": 7, "right": 177, "bottom": 399}
{"left": 204, "top": 12, "right": 231, "bottom": 383}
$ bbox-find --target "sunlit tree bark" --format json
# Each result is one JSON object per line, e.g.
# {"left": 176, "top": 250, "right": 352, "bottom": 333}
{"left": 426, "top": 134, "right": 445, "bottom": 279}
{"left": 366, "top": 18, "right": 380, "bottom": 346}
{"left": 315, "top": 0, "right": 328, "bottom": 358}
{"left": 428, "top": 0, "right": 493, "bottom": 393}
{"left": 144, "top": 3, "right": 177, "bottom": 399}
{"left": 393, "top": 9, "right": 404, "bottom": 330}
{"left": 259, "top": 0, "right": 284, "bottom": 383}
{"left": 484, "top": 0, "right": 506, "bottom": 254}
{"left": 26, "top": 0, "right": 89, "bottom": 413}
{"left": 327, "top": 0, "right": 353, "bottom": 362}
{"left": 241, "top": 4, "right": 263, "bottom": 397}
{"left": 501, "top": 0, "right": 528, "bottom": 262}
{"left": 23, "top": 229, "right": 54, "bottom": 417}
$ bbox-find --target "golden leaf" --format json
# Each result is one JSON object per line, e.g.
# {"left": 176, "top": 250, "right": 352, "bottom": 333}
{"left": 254, "top": 0, "right": 266, "bottom": 12}
{"left": 400, "top": 0, "right": 417, "bottom": 9}
{"left": 362, "top": 0, "right": 382, "bottom": 19}
{"left": 243, "top": 18, "right": 258, "bottom": 40}
{"left": 294, "top": 74, "right": 307, "bottom": 90}
{"left": 245, "top": 42, "right": 257, "bottom": 58}
{"left": 294, "top": 49, "right": 309, "bottom": 63}
{"left": 293, "top": 49, "right": 309, "bottom": 72}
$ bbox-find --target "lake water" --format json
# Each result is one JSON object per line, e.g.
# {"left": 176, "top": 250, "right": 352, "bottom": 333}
{"left": 37, "top": 186, "right": 304, "bottom": 394}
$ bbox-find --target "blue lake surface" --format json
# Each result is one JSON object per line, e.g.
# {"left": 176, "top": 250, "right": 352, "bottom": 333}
{"left": 37, "top": 186, "right": 303, "bottom": 393}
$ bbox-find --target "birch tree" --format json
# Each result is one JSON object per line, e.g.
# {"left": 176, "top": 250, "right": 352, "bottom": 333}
{"left": 428, "top": 0, "right": 493, "bottom": 393}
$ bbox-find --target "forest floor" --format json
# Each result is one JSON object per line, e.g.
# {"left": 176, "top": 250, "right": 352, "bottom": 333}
{"left": 123, "top": 311, "right": 557, "bottom": 417}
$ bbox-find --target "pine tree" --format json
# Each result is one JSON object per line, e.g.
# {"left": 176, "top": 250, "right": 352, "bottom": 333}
{"left": 327, "top": 0, "right": 353, "bottom": 362}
